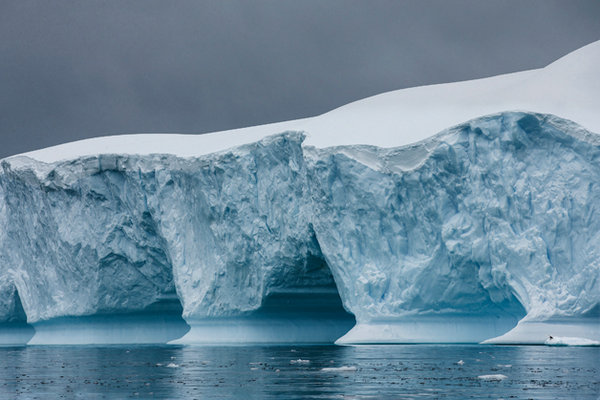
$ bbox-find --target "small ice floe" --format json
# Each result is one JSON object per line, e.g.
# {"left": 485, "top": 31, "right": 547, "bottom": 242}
{"left": 478, "top": 374, "right": 507, "bottom": 381}
{"left": 166, "top": 363, "right": 179, "bottom": 368}
{"left": 456, "top": 360, "right": 464, "bottom": 365}
{"left": 290, "top": 359, "right": 310, "bottom": 365}
{"left": 320, "top": 366, "right": 357, "bottom": 372}
{"left": 544, "top": 336, "right": 600, "bottom": 346}
{"left": 497, "top": 364, "right": 512, "bottom": 368}
{"left": 155, "top": 363, "right": 163, "bottom": 367}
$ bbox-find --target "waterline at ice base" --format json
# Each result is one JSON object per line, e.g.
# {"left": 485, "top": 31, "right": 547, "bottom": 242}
{"left": 1, "top": 41, "right": 599, "bottom": 346}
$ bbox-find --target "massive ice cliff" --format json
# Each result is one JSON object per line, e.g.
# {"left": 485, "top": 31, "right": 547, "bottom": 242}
{"left": 0, "top": 111, "right": 598, "bottom": 345}
{"left": 308, "top": 113, "right": 599, "bottom": 344}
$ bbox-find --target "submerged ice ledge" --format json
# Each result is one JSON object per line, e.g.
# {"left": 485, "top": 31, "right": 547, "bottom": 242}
{"left": 336, "top": 314, "right": 523, "bottom": 345}
{"left": 0, "top": 112, "right": 599, "bottom": 345}
{"left": 483, "top": 316, "right": 600, "bottom": 346}
{"left": 27, "top": 298, "right": 190, "bottom": 345}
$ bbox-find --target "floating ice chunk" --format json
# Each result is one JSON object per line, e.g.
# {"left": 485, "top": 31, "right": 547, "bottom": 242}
{"left": 166, "top": 363, "right": 179, "bottom": 368}
{"left": 456, "top": 360, "right": 464, "bottom": 365}
{"left": 478, "top": 374, "right": 507, "bottom": 381}
{"left": 290, "top": 359, "right": 310, "bottom": 365}
{"left": 321, "top": 366, "right": 357, "bottom": 372}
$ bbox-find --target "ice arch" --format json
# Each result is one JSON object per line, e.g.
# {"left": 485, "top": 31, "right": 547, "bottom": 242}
{"left": 147, "top": 133, "right": 358, "bottom": 343}
{"left": 171, "top": 252, "right": 355, "bottom": 345}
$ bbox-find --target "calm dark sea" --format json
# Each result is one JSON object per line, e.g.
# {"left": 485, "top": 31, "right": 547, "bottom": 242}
{"left": 0, "top": 345, "right": 598, "bottom": 399}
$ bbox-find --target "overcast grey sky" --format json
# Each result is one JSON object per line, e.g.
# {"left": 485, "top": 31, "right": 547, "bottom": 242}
{"left": 1, "top": 0, "right": 599, "bottom": 159}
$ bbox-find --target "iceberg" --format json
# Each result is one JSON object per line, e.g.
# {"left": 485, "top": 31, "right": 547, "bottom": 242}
{"left": 0, "top": 41, "right": 599, "bottom": 345}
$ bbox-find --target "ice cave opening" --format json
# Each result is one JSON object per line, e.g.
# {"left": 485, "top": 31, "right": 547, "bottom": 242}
{"left": 0, "top": 288, "right": 34, "bottom": 346}
{"left": 172, "top": 257, "right": 356, "bottom": 345}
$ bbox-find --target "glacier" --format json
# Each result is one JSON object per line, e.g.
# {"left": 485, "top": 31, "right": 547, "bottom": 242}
{"left": 0, "top": 111, "right": 598, "bottom": 345}
{"left": 1, "top": 40, "right": 599, "bottom": 345}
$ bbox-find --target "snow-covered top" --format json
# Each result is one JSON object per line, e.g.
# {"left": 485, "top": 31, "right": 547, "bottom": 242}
{"left": 12, "top": 40, "right": 600, "bottom": 163}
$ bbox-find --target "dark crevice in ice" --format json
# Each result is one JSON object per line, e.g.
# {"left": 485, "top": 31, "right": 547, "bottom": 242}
{"left": 0, "top": 288, "right": 35, "bottom": 345}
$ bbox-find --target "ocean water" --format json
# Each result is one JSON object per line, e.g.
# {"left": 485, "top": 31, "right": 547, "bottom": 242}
{"left": 0, "top": 345, "right": 598, "bottom": 399}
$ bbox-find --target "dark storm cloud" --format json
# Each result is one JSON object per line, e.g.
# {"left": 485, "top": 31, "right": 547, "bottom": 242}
{"left": 1, "top": 0, "right": 599, "bottom": 158}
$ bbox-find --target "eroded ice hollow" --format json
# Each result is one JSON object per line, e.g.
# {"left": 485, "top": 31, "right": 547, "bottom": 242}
{"left": 0, "top": 281, "right": 34, "bottom": 345}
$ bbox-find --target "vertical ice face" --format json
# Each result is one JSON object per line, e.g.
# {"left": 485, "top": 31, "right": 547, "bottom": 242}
{"left": 0, "top": 156, "right": 176, "bottom": 323}
{"left": 308, "top": 113, "right": 599, "bottom": 343}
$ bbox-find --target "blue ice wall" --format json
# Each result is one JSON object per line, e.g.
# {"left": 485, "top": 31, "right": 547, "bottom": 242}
{"left": 0, "top": 112, "right": 598, "bottom": 344}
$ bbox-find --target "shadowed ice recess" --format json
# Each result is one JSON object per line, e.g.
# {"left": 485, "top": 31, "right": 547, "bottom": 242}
{"left": 0, "top": 111, "right": 598, "bottom": 346}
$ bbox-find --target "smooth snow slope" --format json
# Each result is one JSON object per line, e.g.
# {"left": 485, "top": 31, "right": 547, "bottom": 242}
{"left": 13, "top": 40, "right": 600, "bottom": 163}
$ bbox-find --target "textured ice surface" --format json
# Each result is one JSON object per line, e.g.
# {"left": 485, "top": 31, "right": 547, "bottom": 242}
{"left": 0, "top": 155, "right": 176, "bottom": 323}
{"left": 313, "top": 113, "right": 600, "bottom": 343}
{"left": 0, "top": 111, "right": 598, "bottom": 344}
